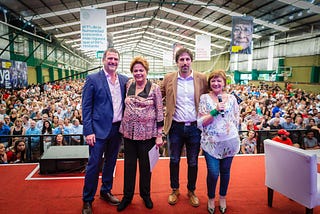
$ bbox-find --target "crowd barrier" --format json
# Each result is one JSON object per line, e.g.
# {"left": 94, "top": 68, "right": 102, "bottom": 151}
{"left": 0, "top": 129, "right": 309, "bottom": 163}
{"left": 0, "top": 134, "right": 84, "bottom": 162}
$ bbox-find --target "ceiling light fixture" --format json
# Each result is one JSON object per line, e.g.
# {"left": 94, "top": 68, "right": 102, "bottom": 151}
{"left": 182, "top": 0, "right": 289, "bottom": 32}
{"left": 25, "top": 1, "right": 128, "bottom": 20}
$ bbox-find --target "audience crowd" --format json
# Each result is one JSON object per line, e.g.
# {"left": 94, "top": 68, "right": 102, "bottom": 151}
{"left": 0, "top": 78, "right": 319, "bottom": 163}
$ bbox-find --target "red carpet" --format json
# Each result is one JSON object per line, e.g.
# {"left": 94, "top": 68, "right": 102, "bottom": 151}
{"left": 0, "top": 155, "right": 318, "bottom": 214}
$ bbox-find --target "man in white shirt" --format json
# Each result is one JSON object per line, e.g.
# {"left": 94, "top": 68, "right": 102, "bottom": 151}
{"left": 70, "top": 119, "right": 83, "bottom": 145}
{"left": 161, "top": 48, "right": 207, "bottom": 207}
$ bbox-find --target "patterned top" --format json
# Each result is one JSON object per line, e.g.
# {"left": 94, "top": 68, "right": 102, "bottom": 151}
{"left": 241, "top": 137, "right": 257, "bottom": 154}
{"left": 120, "top": 80, "right": 164, "bottom": 141}
{"left": 197, "top": 93, "right": 240, "bottom": 159}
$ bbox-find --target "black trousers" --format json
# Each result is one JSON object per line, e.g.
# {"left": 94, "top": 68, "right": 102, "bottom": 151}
{"left": 123, "top": 137, "right": 155, "bottom": 200}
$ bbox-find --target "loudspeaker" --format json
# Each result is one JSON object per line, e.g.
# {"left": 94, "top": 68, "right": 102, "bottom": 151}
{"left": 39, "top": 145, "right": 89, "bottom": 174}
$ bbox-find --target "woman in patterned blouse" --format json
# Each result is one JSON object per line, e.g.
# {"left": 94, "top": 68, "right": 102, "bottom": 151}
{"left": 197, "top": 69, "right": 240, "bottom": 214}
{"left": 118, "top": 56, "right": 164, "bottom": 211}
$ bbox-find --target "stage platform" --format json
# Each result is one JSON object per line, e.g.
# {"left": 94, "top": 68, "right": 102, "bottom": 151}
{"left": 0, "top": 155, "right": 318, "bottom": 214}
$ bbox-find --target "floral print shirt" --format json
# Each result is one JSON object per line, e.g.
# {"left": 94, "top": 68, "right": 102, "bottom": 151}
{"left": 197, "top": 93, "right": 240, "bottom": 159}
{"left": 241, "top": 137, "right": 257, "bottom": 154}
{"left": 120, "top": 80, "right": 164, "bottom": 141}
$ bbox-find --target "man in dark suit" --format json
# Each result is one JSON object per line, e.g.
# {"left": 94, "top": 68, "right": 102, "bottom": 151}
{"left": 81, "top": 48, "right": 128, "bottom": 214}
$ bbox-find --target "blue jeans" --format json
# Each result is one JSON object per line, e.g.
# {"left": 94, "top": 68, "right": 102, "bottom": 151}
{"left": 82, "top": 123, "right": 122, "bottom": 202}
{"left": 203, "top": 151, "right": 234, "bottom": 199}
{"left": 168, "top": 121, "right": 201, "bottom": 191}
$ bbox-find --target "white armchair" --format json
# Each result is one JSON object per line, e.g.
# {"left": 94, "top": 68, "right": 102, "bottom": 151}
{"left": 264, "top": 139, "right": 320, "bottom": 214}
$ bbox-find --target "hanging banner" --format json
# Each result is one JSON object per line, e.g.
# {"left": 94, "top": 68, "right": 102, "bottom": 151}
{"left": 195, "top": 34, "right": 211, "bottom": 61}
{"left": 231, "top": 16, "right": 253, "bottom": 54}
{"left": 80, "top": 9, "right": 107, "bottom": 51}
{"left": 0, "top": 59, "right": 28, "bottom": 89}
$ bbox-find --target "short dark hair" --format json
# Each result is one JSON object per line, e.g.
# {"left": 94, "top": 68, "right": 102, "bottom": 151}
{"left": 102, "top": 48, "right": 120, "bottom": 61}
{"left": 175, "top": 48, "right": 193, "bottom": 63}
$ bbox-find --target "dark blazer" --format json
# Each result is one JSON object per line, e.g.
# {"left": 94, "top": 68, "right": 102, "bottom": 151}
{"left": 82, "top": 70, "right": 128, "bottom": 139}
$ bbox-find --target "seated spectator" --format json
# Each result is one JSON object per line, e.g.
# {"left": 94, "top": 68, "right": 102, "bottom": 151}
{"left": 315, "top": 112, "right": 320, "bottom": 126}
{"left": 259, "top": 115, "right": 271, "bottom": 130}
{"left": 52, "top": 134, "right": 67, "bottom": 146}
{"left": 281, "top": 115, "right": 297, "bottom": 130}
{"left": 63, "top": 107, "right": 73, "bottom": 120}
{"left": 272, "top": 129, "right": 300, "bottom": 148}
{"left": 53, "top": 119, "right": 71, "bottom": 144}
{"left": 22, "top": 115, "right": 31, "bottom": 130}
{"left": 270, "top": 118, "right": 282, "bottom": 130}
{"left": 306, "top": 118, "right": 320, "bottom": 139}
{"left": 306, "top": 118, "right": 319, "bottom": 131}
{"left": 36, "top": 113, "right": 49, "bottom": 131}
{"left": 246, "top": 119, "right": 259, "bottom": 131}
{"left": 9, "top": 108, "right": 18, "bottom": 124}
{"left": 26, "top": 120, "right": 41, "bottom": 161}
{"left": 70, "top": 109, "right": 82, "bottom": 124}
{"left": 255, "top": 103, "right": 264, "bottom": 116}
{"left": 269, "top": 112, "right": 286, "bottom": 125}
{"left": 6, "top": 138, "right": 26, "bottom": 163}
{"left": 241, "top": 130, "right": 257, "bottom": 154}
{"left": 0, "top": 119, "right": 10, "bottom": 148}
{"left": 271, "top": 101, "right": 284, "bottom": 118}
{"left": 63, "top": 118, "right": 72, "bottom": 130}
{"left": 53, "top": 119, "right": 70, "bottom": 135}
{"left": 0, "top": 143, "right": 7, "bottom": 164}
{"left": 42, "top": 120, "right": 53, "bottom": 152}
{"left": 51, "top": 116, "right": 59, "bottom": 129}
{"left": 9, "top": 118, "right": 26, "bottom": 146}
{"left": 294, "top": 116, "right": 305, "bottom": 129}
{"left": 244, "top": 110, "right": 260, "bottom": 125}
{"left": 53, "top": 107, "right": 64, "bottom": 119}
{"left": 70, "top": 119, "right": 83, "bottom": 145}
{"left": 303, "top": 130, "right": 320, "bottom": 150}
{"left": 4, "top": 115, "right": 13, "bottom": 127}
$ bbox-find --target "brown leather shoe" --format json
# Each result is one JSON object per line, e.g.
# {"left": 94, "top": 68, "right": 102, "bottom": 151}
{"left": 100, "top": 192, "right": 120, "bottom": 205}
{"left": 168, "top": 189, "right": 180, "bottom": 205}
{"left": 188, "top": 190, "right": 200, "bottom": 207}
{"left": 82, "top": 202, "right": 93, "bottom": 214}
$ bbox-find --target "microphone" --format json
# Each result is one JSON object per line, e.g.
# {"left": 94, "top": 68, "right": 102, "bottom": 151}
{"left": 217, "top": 94, "right": 224, "bottom": 117}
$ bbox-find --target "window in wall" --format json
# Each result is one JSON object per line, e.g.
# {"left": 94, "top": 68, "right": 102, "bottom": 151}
{"left": 34, "top": 40, "right": 44, "bottom": 60}
{"left": 65, "top": 53, "right": 69, "bottom": 64}
{"left": 0, "top": 24, "right": 9, "bottom": 59}
{"left": 47, "top": 46, "right": 55, "bottom": 61}
{"left": 14, "top": 35, "right": 28, "bottom": 56}
{"left": 70, "top": 55, "right": 74, "bottom": 66}
{"left": 57, "top": 50, "right": 63, "bottom": 63}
